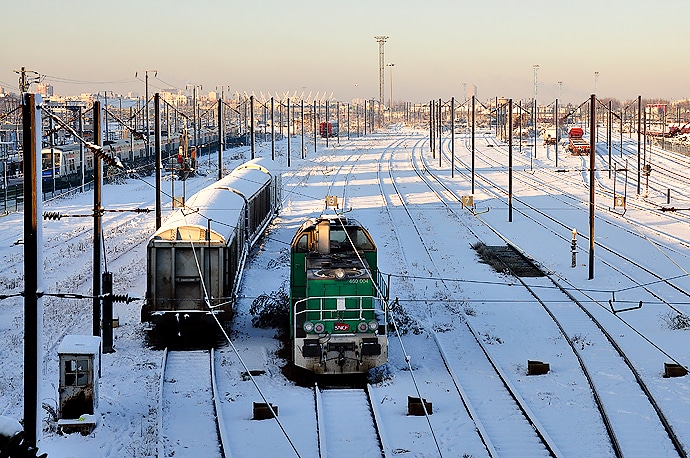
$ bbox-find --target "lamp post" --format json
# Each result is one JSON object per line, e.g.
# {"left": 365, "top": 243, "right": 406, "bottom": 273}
{"left": 386, "top": 63, "right": 395, "bottom": 125}
{"left": 375, "top": 36, "right": 389, "bottom": 128}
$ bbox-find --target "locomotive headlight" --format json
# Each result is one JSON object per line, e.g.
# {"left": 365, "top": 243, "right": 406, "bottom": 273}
{"left": 313, "top": 322, "right": 326, "bottom": 333}
{"left": 334, "top": 268, "right": 346, "bottom": 279}
{"left": 368, "top": 320, "right": 379, "bottom": 331}
{"left": 303, "top": 321, "right": 314, "bottom": 333}
{"left": 357, "top": 321, "right": 369, "bottom": 332}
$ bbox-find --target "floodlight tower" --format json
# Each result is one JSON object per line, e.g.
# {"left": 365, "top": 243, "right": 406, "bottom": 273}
{"left": 533, "top": 64, "right": 539, "bottom": 157}
{"left": 375, "top": 35, "right": 388, "bottom": 125}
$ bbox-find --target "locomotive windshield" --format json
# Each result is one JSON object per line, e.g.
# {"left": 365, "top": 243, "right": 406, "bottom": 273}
{"left": 330, "top": 227, "right": 374, "bottom": 251}
{"left": 292, "top": 219, "right": 376, "bottom": 254}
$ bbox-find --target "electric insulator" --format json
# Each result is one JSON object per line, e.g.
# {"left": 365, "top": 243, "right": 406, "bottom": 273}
{"left": 42, "top": 211, "right": 62, "bottom": 221}
{"left": 111, "top": 294, "right": 138, "bottom": 304}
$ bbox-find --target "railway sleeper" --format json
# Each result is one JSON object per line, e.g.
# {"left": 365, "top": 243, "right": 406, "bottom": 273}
{"left": 663, "top": 363, "right": 688, "bottom": 378}
{"left": 252, "top": 402, "right": 278, "bottom": 420}
{"left": 527, "top": 360, "right": 550, "bottom": 375}
{"left": 407, "top": 396, "right": 433, "bottom": 416}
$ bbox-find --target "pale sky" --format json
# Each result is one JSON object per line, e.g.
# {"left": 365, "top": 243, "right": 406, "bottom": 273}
{"left": 3, "top": 0, "right": 689, "bottom": 104}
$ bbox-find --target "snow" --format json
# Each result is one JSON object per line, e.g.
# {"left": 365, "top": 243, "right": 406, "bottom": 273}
{"left": 0, "top": 125, "right": 689, "bottom": 457}
{"left": 57, "top": 335, "right": 101, "bottom": 356}
{"left": 0, "top": 416, "right": 22, "bottom": 440}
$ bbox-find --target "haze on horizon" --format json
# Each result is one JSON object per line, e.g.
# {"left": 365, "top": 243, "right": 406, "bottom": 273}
{"left": 2, "top": 0, "right": 688, "bottom": 104}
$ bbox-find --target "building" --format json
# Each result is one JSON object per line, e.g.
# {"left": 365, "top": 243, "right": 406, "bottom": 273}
{"left": 36, "top": 83, "right": 54, "bottom": 97}
{"left": 467, "top": 84, "right": 478, "bottom": 100}
{"left": 160, "top": 88, "right": 187, "bottom": 106}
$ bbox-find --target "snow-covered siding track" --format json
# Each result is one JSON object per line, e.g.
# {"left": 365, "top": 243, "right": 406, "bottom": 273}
{"left": 421, "top": 142, "right": 686, "bottom": 455}
{"left": 383, "top": 142, "right": 559, "bottom": 457}
{"left": 524, "top": 277, "right": 683, "bottom": 456}
{"left": 433, "top": 328, "right": 558, "bottom": 457}
{"left": 315, "top": 386, "right": 383, "bottom": 458}
{"left": 160, "top": 349, "right": 223, "bottom": 458}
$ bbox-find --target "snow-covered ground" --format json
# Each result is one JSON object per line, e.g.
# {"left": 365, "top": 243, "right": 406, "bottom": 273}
{"left": 1, "top": 126, "right": 689, "bottom": 457}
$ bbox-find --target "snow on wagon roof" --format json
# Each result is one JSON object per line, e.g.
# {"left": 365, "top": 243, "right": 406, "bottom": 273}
{"left": 150, "top": 162, "right": 272, "bottom": 244}
{"left": 151, "top": 186, "right": 245, "bottom": 244}
{"left": 219, "top": 163, "right": 271, "bottom": 200}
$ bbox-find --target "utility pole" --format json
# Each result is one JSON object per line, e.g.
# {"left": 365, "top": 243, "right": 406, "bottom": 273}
{"left": 218, "top": 97, "right": 223, "bottom": 180}
{"left": 23, "top": 92, "right": 43, "bottom": 449}
{"left": 137, "top": 70, "right": 157, "bottom": 156}
{"left": 14, "top": 67, "right": 41, "bottom": 92}
{"left": 471, "top": 96, "right": 476, "bottom": 194}
{"left": 375, "top": 36, "right": 388, "bottom": 127}
{"left": 250, "top": 95, "right": 255, "bottom": 159}
{"left": 154, "top": 94, "right": 162, "bottom": 230}
{"left": 19, "top": 67, "right": 28, "bottom": 92}
{"left": 93, "top": 101, "right": 103, "bottom": 337}
{"left": 637, "top": 95, "right": 641, "bottom": 195}
{"left": 589, "top": 94, "right": 596, "bottom": 280}
{"left": 186, "top": 84, "right": 201, "bottom": 152}
{"left": 451, "top": 97, "right": 455, "bottom": 177}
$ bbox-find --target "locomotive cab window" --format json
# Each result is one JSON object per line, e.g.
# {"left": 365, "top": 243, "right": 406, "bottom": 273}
{"left": 329, "top": 227, "right": 374, "bottom": 251}
{"left": 295, "top": 234, "right": 309, "bottom": 252}
{"left": 351, "top": 229, "right": 374, "bottom": 250}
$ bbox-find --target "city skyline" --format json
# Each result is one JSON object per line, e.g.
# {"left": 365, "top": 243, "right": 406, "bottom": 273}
{"left": 2, "top": 0, "right": 689, "bottom": 104}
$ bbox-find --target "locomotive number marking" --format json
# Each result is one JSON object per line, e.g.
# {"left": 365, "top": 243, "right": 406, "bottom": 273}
{"left": 348, "top": 279, "right": 369, "bottom": 283}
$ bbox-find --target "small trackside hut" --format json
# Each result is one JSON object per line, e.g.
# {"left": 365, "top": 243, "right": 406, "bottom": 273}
{"left": 290, "top": 212, "right": 388, "bottom": 375}
{"left": 57, "top": 335, "right": 101, "bottom": 434}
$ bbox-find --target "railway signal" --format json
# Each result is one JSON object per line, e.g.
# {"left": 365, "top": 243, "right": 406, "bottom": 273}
{"left": 571, "top": 228, "right": 577, "bottom": 268}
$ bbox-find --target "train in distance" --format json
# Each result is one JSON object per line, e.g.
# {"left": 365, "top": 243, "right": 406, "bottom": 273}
{"left": 319, "top": 121, "right": 339, "bottom": 138}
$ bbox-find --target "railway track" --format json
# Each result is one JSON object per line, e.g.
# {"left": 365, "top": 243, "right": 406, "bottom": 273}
{"left": 459, "top": 133, "right": 690, "bottom": 246}
{"left": 448, "top": 134, "right": 690, "bottom": 310}
{"left": 159, "top": 348, "right": 227, "bottom": 458}
{"left": 366, "top": 135, "right": 566, "bottom": 457}
{"left": 315, "top": 384, "right": 384, "bottom": 457}
{"left": 414, "top": 138, "right": 688, "bottom": 456}
{"left": 610, "top": 137, "right": 690, "bottom": 202}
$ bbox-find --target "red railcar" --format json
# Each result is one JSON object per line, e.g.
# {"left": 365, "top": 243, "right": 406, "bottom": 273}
{"left": 319, "top": 121, "right": 339, "bottom": 138}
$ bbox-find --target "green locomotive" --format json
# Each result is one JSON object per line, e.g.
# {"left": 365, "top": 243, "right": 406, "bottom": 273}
{"left": 290, "top": 214, "right": 388, "bottom": 374}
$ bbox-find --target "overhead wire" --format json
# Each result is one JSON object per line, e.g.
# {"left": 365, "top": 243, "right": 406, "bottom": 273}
{"left": 337, "top": 139, "right": 444, "bottom": 456}
{"left": 180, "top": 203, "right": 302, "bottom": 457}
{"left": 41, "top": 74, "right": 136, "bottom": 86}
